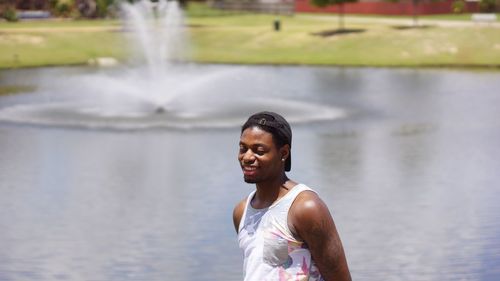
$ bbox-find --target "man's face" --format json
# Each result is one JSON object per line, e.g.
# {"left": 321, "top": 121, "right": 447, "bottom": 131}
{"left": 238, "top": 126, "right": 284, "bottom": 183}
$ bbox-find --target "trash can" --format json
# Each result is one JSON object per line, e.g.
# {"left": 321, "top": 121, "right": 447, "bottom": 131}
{"left": 273, "top": 19, "right": 281, "bottom": 31}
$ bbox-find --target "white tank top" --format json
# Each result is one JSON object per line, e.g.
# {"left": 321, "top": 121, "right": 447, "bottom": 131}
{"left": 238, "top": 184, "right": 324, "bottom": 281}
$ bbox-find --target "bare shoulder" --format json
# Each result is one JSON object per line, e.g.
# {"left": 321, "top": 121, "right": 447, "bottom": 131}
{"left": 289, "top": 190, "right": 352, "bottom": 281}
{"left": 290, "top": 190, "right": 331, "bottom": 226}
{"left": 233, "top": 197, "right": 247, "bottom": 234}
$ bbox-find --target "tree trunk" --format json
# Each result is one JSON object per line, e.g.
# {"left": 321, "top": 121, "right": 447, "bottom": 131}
{"left": 412, "top": 0, "right": 419, "bottom": 27}
{"left": 339, "top": 3, "right": 345, "bottom": 30}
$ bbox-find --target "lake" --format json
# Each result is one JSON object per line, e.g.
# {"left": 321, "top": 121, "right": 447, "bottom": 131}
{"left": 0, "top": 65, "right": 499, "bottom": 281}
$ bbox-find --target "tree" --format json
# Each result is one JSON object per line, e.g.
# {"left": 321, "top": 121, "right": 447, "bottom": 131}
{"left": 0, "top": 0, "right": 18, "bottom": 22}
{"left": 76, "top": 0, "right": 97, "bottom": 18}
{"left": 310, "top": 0, "right": 358, "bottom": 30}
{"left": 479, "top": 0, "right": 497, "bottom": 12}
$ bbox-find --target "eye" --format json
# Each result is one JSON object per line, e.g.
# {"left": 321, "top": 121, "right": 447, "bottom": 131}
{"left": 255, "top": 148, "right": 266, "bottom": 156}
{"left": 239, "top": 146, "right": 247, "bottom": 154}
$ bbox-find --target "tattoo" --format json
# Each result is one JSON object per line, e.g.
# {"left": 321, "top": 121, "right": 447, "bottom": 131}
{"left": 308, "top": 216, "right": 348, "bottom": 280}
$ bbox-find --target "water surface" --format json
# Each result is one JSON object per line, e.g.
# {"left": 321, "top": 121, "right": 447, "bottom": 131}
{"left": 1, "top": 65, "right": 499, "bottom": 281}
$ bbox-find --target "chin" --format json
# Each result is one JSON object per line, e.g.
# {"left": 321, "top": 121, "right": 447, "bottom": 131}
{"left": 244, "top": 177, "right": 258, "bottom": 184}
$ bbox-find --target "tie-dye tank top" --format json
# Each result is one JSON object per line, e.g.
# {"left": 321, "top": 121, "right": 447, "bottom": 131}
{"left": 238, "top": 184, "right": 324, "bottom": 281}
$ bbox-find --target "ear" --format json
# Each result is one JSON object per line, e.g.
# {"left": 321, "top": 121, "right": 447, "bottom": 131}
{"left": 280, "top": 144, "right": 290, "bottom": 161}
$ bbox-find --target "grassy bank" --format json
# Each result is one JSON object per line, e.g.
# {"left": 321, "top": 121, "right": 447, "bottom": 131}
{"left": 188, "top": 14, "right": 500, "bottom": 67}
{"left": 1, "top": 10, "right": 500, "bottom": 69}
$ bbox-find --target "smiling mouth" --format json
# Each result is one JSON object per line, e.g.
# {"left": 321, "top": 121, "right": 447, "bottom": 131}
{"left": 242, "top": 166, "right": 258, "bottom": 175}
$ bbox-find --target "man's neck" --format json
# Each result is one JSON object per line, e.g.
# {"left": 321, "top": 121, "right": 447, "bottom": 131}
{"left": 252, "top": 174, "right": 289, "bottom": 209}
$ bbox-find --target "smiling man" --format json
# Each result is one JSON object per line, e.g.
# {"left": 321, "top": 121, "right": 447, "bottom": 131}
{"left": 233, "top": 111, "right": 351, "bottom": 281}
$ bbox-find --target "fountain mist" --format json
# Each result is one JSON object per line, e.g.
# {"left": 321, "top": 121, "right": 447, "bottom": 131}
{"left": 121, "top": 0, "right": 188, "bottom": 80}
{"left": 0, "top": 0, "right": 345, "bottom": 130}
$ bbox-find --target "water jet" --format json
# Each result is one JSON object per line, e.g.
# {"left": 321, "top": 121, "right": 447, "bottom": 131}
{"left": 0, "top": 0, "right": 344, "bottom": 129}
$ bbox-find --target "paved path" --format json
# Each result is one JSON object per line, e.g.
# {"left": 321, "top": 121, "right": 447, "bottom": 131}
{"left": 297, "top": 14, "right": 500, "bottom": 28}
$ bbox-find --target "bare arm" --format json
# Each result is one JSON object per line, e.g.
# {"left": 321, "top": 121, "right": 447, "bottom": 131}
{"left": 233, "top": 198, "right": 247, "bottom": 234}
{"left": 289, "top": 191, "right": 351, "bottom": 281}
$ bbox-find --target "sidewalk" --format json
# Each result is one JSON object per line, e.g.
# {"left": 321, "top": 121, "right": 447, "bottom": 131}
{"left": 297, "top": 14, "right": 500, "bottom": 28}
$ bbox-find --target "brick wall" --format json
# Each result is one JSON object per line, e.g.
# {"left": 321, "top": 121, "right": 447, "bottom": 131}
{"left": 295, "top": 0, "right": 480, "bottom": 15}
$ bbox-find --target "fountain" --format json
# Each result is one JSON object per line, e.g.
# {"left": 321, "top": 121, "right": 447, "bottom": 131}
{"left": 0, "top": 0, "right": 344, "bottom": 130}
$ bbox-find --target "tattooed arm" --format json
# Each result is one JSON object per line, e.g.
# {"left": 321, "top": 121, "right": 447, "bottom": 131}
{"left": 289, "top": 191, "right": 351, "bottom": 281}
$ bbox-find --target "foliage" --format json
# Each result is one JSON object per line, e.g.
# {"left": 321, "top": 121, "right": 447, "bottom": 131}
{"left": 50, "top": 0, "right": 77, "bottom": 17}
{"left": 74, "top": 0, "right": 116, "bottom": 18}
{"left": 311, "top": 0, "right": 357, "bottom": 7}
{"left": 479, "top": 0, "right": 497, "bottom": 12}
{"left": 96, "top": 0, "right": 115, "bottom": 17}
{"left": 76, "top": 0, "right": 97, "bottom": 18}
{"left": 1, "top": 5, "right": 18, "bottom": 22}
{"left": 452, "top": 0, "right": 466, "bottom": 13}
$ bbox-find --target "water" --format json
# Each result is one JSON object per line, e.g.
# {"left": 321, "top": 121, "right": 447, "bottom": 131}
{"left": 1, "top": 65, "right": 500, "bottom": 280}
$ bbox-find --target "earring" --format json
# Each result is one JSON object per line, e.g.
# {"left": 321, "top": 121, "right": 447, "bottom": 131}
{"left": 281, "top": 158, "right": 285, "bottom": 162}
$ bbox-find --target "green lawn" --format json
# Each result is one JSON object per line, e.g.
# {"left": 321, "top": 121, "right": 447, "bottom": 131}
{"left": 188, "top": 14, "right": 500, "bottom": 67}
{"left": 1, "top": 9, "right": 499, "bottom": 69}
{"left": 0, "top": 19, "right": 121, "bottom": 29}
{"left": 0, "top": 30, "right": 127, "bottom": 68}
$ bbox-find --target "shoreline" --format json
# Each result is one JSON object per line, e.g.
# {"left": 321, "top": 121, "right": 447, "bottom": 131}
{"left": 2, "top": 59, "right": 500, "bottom": 71}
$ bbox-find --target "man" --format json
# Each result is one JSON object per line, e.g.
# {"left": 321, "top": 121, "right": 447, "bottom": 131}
{"left": 233, "top": 111, "right": 351, "bottom": 281}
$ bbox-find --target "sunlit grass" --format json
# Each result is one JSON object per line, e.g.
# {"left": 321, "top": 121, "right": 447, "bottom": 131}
{"left": 0, "top": 6, "right": 499, "bottom": 69}
{"left": 0, "top": 19, "right": 121, "bottom": 29}
{"left": 0, "top": 31, "right": 127, "bottom": 68}
{"left": 188, "top": 14, "right": 500, "bottom": 67}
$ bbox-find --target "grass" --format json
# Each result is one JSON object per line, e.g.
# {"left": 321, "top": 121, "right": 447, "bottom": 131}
{"left": 0, "top": 19, "right": 121, "bottom": 29}
{"left": 0, "top": 6, "right": 500, "bottom": 69}
{"left": 0, "top": 31, "right": 127, "bottom": 68}
{"left": 187, "top": 14, "right": 500, "bottom": 67}
{"left": 0, "top": 85, "right": 36, "bottom": 96}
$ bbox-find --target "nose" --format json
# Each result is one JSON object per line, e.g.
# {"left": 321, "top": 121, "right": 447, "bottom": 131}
{"left": 241, "top": 149, "right": 255, "bottom": 164}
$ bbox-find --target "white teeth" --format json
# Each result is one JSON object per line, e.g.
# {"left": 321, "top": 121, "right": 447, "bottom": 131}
{"left": 244, "top": 166, "right": 256, "bottom": 171}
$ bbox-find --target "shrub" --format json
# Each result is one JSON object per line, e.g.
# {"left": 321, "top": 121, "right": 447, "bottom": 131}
{"left": 452, "top": 0, "right": 466, "bottom": 13}
{"left": 96, "top": 0, "right": 114, "bottom": 18}
{"left": 479, "top": 0, "right": 496, "bottom": 12}
{"left": 50, "top": 0, "right": 77, "bottom": 17}
{"left": 1, "top": 6, "right": 18, "bottom": 22}
{"left": 77, "top": 0, "right": 98, "bottom": 18}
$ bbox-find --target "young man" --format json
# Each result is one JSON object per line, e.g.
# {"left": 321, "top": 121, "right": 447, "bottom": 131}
{"left": 233, "top": 111, "right": 351, "bottom": 281}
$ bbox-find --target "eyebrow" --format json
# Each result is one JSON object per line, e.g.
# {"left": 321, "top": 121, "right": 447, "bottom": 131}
{"left": 239, "top": 141, "right": 269, "bottom": 149}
